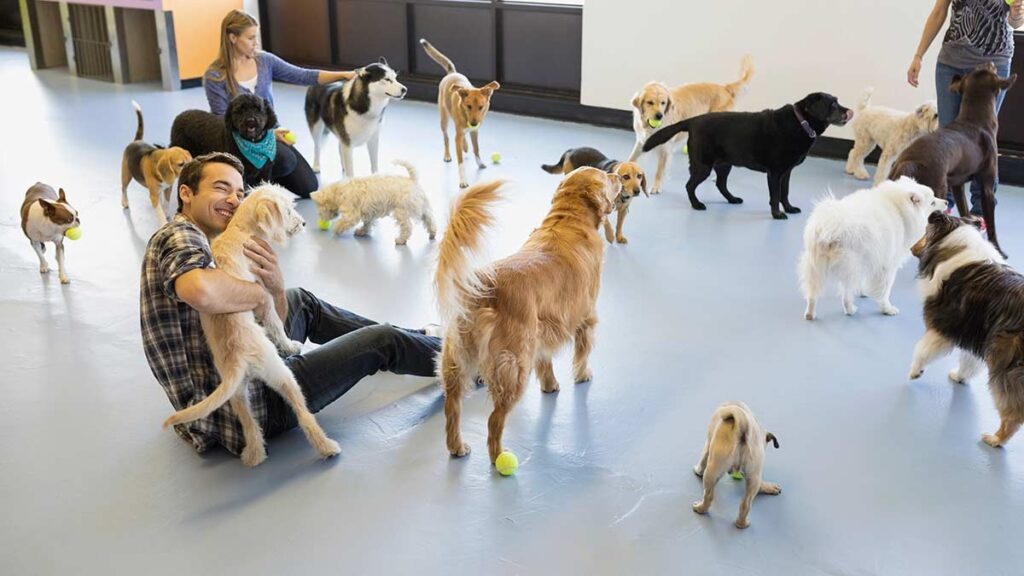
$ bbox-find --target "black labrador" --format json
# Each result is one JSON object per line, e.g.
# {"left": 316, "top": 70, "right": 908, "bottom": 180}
{"left": 643, "top": 93, "right": 852, "bottom": 219}
{"left": 170, "top": 93, "right": 281, "bottom": 186}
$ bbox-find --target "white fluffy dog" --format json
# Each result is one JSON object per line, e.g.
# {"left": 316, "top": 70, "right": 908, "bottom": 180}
{"left": 310, "top": 160, "right": 437, "bottom": 245}
{"left": 845, "top": 88, "right": 938, "bottom": 185}
{"left": 799, "top": 177, "right": 946, "bottom": 320}
{"left": 163, "top": 184, "right": 341, "bottom": 467}
{"left": 693, "top": 402, "right": 781, "bottom": 529}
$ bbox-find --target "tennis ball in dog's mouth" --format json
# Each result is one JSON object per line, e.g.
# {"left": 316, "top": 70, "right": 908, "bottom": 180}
{"left": 648, "top": 118, "right": 663, "bottom": 129}
{"left": 468, "top": 123, "right": 480, "bottom": 132}
{"left": 491, "top": 152, "right": 501, "bottom": 164}
{"left": 317, "top": 219, "right": 330, "bottom": 231}
{"left": 283, "top": 131, "right": 297, "bottom": 144}
{"left": 64, "top": 227, "right": 81, "bottom": 241}
{"left": 729, "top": 470, "right": 744, "bottom": 480}
{"left": 495, "top": 451, "right": 518, "bottom": 476}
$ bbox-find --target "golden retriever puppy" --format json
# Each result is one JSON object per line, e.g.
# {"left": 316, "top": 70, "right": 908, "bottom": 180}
{"left": 162, "top": 184, "right": 340, "bottom": 466}
{"left": 693, "top": 401, "right": 781, "bottom": 529}
{"left": 434, "top": 167, "right": 622, "bottom": 465}
{"left": 627, "top": 55, "right": 754, "bottom": 194}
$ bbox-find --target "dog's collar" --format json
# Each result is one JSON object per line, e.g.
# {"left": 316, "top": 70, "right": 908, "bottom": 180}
{"left": 792, "top": 104, "right": 817, "bottom": 139}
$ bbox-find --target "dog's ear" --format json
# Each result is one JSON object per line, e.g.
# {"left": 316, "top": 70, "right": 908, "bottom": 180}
{"left": 481, "top": 81, "right": 500, "bottom": 97}
{"left": 639, "top": 172, "right": 649, "bottom": 198}
{"left": 949, "top": 75, "right": 965, "bottom": 94}
{"left": 1000, "top": 73, "right": 1018, "bottom": 90}
{"left": 256, "top": 199, "right": 283, "bottom": 233}
{"left": 664, "top": 94, "right": 673, "bottom": 114}
{"left": 915, "top": 104, "right": 931, "bottom": 120}
{"left": 58, "top": 188, "right": 67, "bottom": 203}
{"left": 766, "top": 433, "right": 779, "bottom": 449}
{"left": 262, "top": 98, "right": 278, "bottom": 131}
{"left": 309, "top": 190, "right": 321, "bottom": 203}
{"left": 223, "top": 99, "right": 237, "bottom": 130}
{"left": 156, "top": 154, "right": 177, "bottom": 183}
{"left": 630, "top": 91, "right": 641, "bottom": 110}
{"left": 909, "top": 190, "right": 923, "bottom": 207}
{"left": 38, "top": 198, "right": 57, "bottom": 217}
{"left": 456, "top": 88, "right": 471, "bottom": 101}
{"left": 378, "top": 56, "right": 389, "bottom": 67}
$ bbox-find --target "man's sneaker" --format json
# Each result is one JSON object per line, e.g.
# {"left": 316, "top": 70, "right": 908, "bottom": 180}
{"left": 423, "top": 323, "right": 444, "bottom": 338}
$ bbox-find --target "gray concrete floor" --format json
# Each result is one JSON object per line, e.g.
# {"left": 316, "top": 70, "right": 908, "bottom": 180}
{"left": 2, "top": 46, "right": 1023, "bottom": 575}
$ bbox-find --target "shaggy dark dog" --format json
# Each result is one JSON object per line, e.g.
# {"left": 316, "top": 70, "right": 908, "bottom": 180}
{"left": 170, "top": 94, "right": 279, "bottom": 185}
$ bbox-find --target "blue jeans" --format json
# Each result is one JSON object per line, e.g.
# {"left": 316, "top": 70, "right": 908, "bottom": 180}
{"left": 935, "top": 61, "right": 1010, "bottom": 215}
{"left": 265, "top": 288, "right": 441, "bottom": 436}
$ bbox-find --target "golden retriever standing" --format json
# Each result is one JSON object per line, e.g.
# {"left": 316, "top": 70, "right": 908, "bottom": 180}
{"left": 628, "top": 55, "right": 754, "bottom": 194}
{"left": 420, "top": 38, "right": 500, "bottom": 189}
{"left": 162, "top": 184, "right": 340, "bottom": 466}
{"left": 435, "top": 167, "right": 622, "bottom": 465}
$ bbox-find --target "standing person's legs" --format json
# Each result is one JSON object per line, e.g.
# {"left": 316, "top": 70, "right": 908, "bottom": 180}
{"left": 271, "top": 144, "right": 320, "bottom": 199}
{"left": 264, "top": 288, "right": 441, "bottom": 436}
{"left": 935, "top": 62, "right": 966, "bottom": 207}
{"left": 967, "top": 61, "right": 1011, "bottom": 215}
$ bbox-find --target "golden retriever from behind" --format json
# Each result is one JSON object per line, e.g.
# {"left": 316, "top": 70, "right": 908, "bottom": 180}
{"left": 628, "top": 55, "right": 754, "bottom": 194}
{"left": 435, "top": 167, "right": 622, "bottom": 465}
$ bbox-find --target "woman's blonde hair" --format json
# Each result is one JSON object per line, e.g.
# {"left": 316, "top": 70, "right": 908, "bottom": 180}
{"left": 205, "top": 9, "right": 259, "bottom": 97}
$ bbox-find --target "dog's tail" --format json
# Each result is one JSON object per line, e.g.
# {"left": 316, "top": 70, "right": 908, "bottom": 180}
{"left": 132, "top": 100, "right": 144, "bottom": 141}
{"left": 725, "top": 54, "right": 755, "bottom": 97}
{"left": 419, "top": 39, "right": 456, "bottom": 75}
{"left": 435, "top": 180, "right": 504, "bottom": 325}
{"left": 393, "top": 159, "right": 419, "bottom": 182}
{"left": 798, "top": 192, "right": 848, "bottom": 302}
{"left": 161, "top": 371, "right": 245, "bottom": 430}
{"left": 541, "top": 150, "right": 570, "bottom": 174}
{"left": 642, "top": 119, "right": 691, "bottom": 153}
{"left": 716, "top": 406, "right": 750, "bottom": 446}
{"left": 857, "top": 87, "right": 874, "bottom": 112}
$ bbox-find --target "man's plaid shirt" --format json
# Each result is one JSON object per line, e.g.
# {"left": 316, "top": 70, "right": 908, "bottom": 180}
{"left": 140, "top": 214, "right": 273, "bottom": 456}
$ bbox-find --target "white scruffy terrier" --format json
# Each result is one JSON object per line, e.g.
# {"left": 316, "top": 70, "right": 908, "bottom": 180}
{"left": 845, "top": 88, "right": 938, "bottom": 185}
{"left": 310, "top": 160, "right": 437, "bottom": 245}
{"left": 798, "top": 177, "right": 946, "bottom": 320}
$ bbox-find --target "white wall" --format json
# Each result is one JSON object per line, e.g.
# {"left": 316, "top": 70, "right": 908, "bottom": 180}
{"left": 581, "top": 0, "right": 946, "bottom": 140}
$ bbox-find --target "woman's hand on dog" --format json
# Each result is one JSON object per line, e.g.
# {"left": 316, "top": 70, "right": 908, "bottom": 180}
{"left": 245, "top": 237, "right": 285, "bottom": 296}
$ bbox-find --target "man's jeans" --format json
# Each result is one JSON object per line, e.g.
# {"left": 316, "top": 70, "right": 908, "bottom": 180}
{"left": 264, "top": 288, "right": 441, "bottom": 436}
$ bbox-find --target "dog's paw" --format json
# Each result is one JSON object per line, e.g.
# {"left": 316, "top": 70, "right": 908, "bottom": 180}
{"left": 853, "top": 170, "right": 870, "bottom": 180}
{"left": 395, "top": 237, "right": 409, "bottom": 246}
{"left": 312, "top": 164, "right": 321, "bottom": 174}
{"left": 784, "top": 205, "right": 802, "bottom": 214}
{"left": 477, "top": 162, "right": 487, "bottom": 170}
{"left": 881, "top": 304, "right": 900, "bottom": 316}
{"left": 541, "top": 380, "right": 561, "bottom": 393}
{"left": 760, "top": 482, "right": 782, "bottom": 495}
{"left": 843, "top": 303, "right": 858, "bottom": 316}
{"left": 772, "top": 211, "right": 789, "bottom": 220}
{"left": 693, "top": 465, "right": 704, "bottom": 478}
{"left": 459, "top": 181, "right": 469, "bottom": 189}
{"left": 317, "top": 438, "right": 342, "bottom": 459}
{"left": 444, "top": 155, "right": 452, "bottom": 163}
{"left": 59, "top": 275, "right": 70, "bottom": 285}
{"left": 948, "top": 370, "right": 968, "bottom": 384}
{"left": 39, "top": 265, "right": 49, "bottom": 274}
{"left": 354, "top": 227, "right": 370, "bottom": 237}
{"left": 908, "top": 366, "right": 923, "bottom": 380}
{"left": 282, "top": 340, "right": 303, "bottom": 355}
{"left": 735, "top": 518, "right": 751, "bottom": 529}
{"left": 574, "top": 369, "right": 593, "bottom": 384}
{"left": 727, "top": 196, "right": 744, "bottom": 205}
{"left": 804, "top": 311, "right": 815, "bottom": 321}
{"left": 450, "top": 442, "right": 472, "bottom": 458}
{"left": 651, "top": 188, "right": 662, "bottom": 195}
{"left": 982, "top": 433, "right": 1004, "bottom": 448}
{"left": 692, "top": 501, "right": 709, "bottom": 515}
{"left": 241, "top": 444, "right": 267, "bottom": 467}
{"left": 691, "top": 202, "right": 707, "bottom": 211}
{"left": 616, "top": 235, "right": 629, "bottom": 244}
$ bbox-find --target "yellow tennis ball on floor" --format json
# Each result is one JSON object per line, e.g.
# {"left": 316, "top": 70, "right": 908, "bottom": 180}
{"left": 317, "top": 219, "right": 330, "bottom": 231}
{"left": 491, "top": 152, "right": 501, "bottom": 164}
{"left": 648, "top": 118, "right": 662, "bottom": 129}
{"left": 730, "top": 470, "right": 744, "bottom": 480}
{"left": 64, "top": 227, "right": 81, "bottom": 241}
{"left": 495, "top": 451, "right": 518, "bottom": 476}
{"left": 283, "top": 131, "right": 297, "bottom": 145}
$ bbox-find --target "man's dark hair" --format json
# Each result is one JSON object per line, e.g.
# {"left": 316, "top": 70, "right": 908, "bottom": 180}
{"left": 177, "top": 152, "right": 245, "bottom": 213}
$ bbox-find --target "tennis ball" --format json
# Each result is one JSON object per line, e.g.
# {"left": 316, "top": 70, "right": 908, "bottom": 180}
{"left": 648, "top": 118, "right": 662, "bottom": 129}
{"left": 468, "top": 123, "right": 480, "bottom": 132}
{"left": 729, "top": 470, "right": 744, "bottom": 480}
{"left": 1007, "top": 0, "right": 1014, "bottom": 6}
{"left": 495, "top": 451, "right": 518, "bottom": 476}
{"left": 683, "top": 145, "right": 689, "bottom": 155}
{"left": 283, "top": 131, "right": 297, "bottom": 145}
{"left": 64, "top": 226, "right": 81, "bottom": 241}
{"left": 317, "top": 219, "right": 330, "bottom": 231}
{"left": 491, "top": 152, "right": 501, "bottom": 164}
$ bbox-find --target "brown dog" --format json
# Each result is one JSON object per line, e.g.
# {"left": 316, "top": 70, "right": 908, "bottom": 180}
{"left": 434, "top": 167, "right": 622, "bottom": 465}
{"left": 420, "top": 39, "right": 500, "bottom": 188}
{"left": 121, "top": 101, "right": 192, "bottom": 225}
{"left": 542, "top": 147, "right": 647, "bottom": 244}
{"left": 889, "top": 63, "right": 1016, "bottom": 257}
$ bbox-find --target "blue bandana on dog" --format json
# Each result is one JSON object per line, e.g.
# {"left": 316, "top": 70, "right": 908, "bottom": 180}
{"left": 232, "top": 130, "right": 277, "bottom": 169}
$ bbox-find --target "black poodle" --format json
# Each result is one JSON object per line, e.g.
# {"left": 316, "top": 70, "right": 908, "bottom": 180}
{"left": 170, "top": 94, "right": 280, "bottom": 185}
